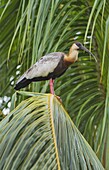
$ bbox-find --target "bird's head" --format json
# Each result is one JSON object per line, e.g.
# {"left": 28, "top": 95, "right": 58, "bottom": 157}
{"left": 74, "top": 42, "right": 91, "bottom": 53}
{"left": 73, "top": 42, "right": 97, "bottom": 62}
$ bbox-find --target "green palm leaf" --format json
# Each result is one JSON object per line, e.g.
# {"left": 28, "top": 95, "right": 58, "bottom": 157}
{"left": 0, "top": 0, "right": 89, "bottom": 96}
{"left": 0, "top": 93, "right": 104, "bottom": 170}
{"left": 1, "top": 0, "right": 109, "bottom": 168}
{"left": 0, "top": 110, "right": 5, "bottom": 121}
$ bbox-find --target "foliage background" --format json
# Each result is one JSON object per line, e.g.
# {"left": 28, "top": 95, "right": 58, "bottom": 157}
{"left": 0, "top": 0, "right": 109, "bottom": 169}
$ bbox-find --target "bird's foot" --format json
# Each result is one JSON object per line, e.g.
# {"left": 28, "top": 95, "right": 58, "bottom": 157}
{"left": 56, "top": 95, "right": 62, "bottom": 103}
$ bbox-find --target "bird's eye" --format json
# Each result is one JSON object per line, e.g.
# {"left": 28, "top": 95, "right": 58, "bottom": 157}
{"left": 75, "top": 42, "right": 82, "bottom": 48}
{"left": 78, "top": 44, "right": 81, "bottom": 47}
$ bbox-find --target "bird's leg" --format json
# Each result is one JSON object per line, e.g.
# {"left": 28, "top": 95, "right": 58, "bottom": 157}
{"left": 49, "top": 79, "right": 55, "bottom": 94}
{"left": 49, "top": 79, "right": 62, "bottom": 103}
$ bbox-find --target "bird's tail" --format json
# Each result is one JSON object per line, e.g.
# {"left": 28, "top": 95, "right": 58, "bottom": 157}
{"left": 14, "top": 78, "right": 31, "bottom": 90}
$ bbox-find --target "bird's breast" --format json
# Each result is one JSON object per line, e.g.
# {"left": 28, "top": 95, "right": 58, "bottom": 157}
{"left": 64, "top": 56, "right": 75, "bottom": 65}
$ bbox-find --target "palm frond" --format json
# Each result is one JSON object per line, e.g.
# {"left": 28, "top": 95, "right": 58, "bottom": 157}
{"left": 0, "top": 93, "right": 104, "bottom": 170}
{"left": 0, "top": 0, "right": 89, "bottom": 96}
{"left": 0, "top": 110, "right": 5, "bottom": 121}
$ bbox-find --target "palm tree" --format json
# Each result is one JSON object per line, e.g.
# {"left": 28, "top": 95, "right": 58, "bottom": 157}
{"left": 0, "top": 0, "right": 109, "bottom": 169}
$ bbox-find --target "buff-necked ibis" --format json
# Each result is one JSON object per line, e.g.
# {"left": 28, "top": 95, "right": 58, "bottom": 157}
{"left": 14, "top": 42, "right": 96, "bottom": 94}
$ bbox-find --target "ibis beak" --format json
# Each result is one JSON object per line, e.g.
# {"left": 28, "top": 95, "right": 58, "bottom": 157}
{"left": 81, "top": 45, "right": 97, "bottom": 62}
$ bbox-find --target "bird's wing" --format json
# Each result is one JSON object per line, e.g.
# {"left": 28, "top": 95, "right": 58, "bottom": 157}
{"left": 17, "top": 52, "right": 64, "bottom": 83}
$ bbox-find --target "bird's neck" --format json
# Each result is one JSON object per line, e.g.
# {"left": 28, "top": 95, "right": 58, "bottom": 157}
{"left": 64, "top": 48, "right": 79, "bottom": 64}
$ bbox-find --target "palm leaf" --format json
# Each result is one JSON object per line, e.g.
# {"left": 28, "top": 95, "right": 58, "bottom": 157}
{"left": 0, "top": 0, "right": 89, "bottom": 96}
{"left": 0, "top": 93, "right": 104, "bottom": 170}
{"left": 1, "top": 0, "right": 109, "bottom": 168}
{"left": 0, "top": 110, "right": 5, "bottom": 121}
{"left": 55, "top": 1, "right": 109, "bottom": 166}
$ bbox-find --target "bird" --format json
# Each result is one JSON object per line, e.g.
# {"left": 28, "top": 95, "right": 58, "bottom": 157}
{"left": 14, "top": 42, "right": 96, "bottom": 94}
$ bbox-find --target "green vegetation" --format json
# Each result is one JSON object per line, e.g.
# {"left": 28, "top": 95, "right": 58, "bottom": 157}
{"left": 0, "top": 0, "right": 109, "bottom": 169}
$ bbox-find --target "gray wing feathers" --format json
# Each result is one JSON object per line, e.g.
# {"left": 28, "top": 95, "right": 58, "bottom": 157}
{"left": 16, "top": 52, "right": 64, "bottom": 83}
